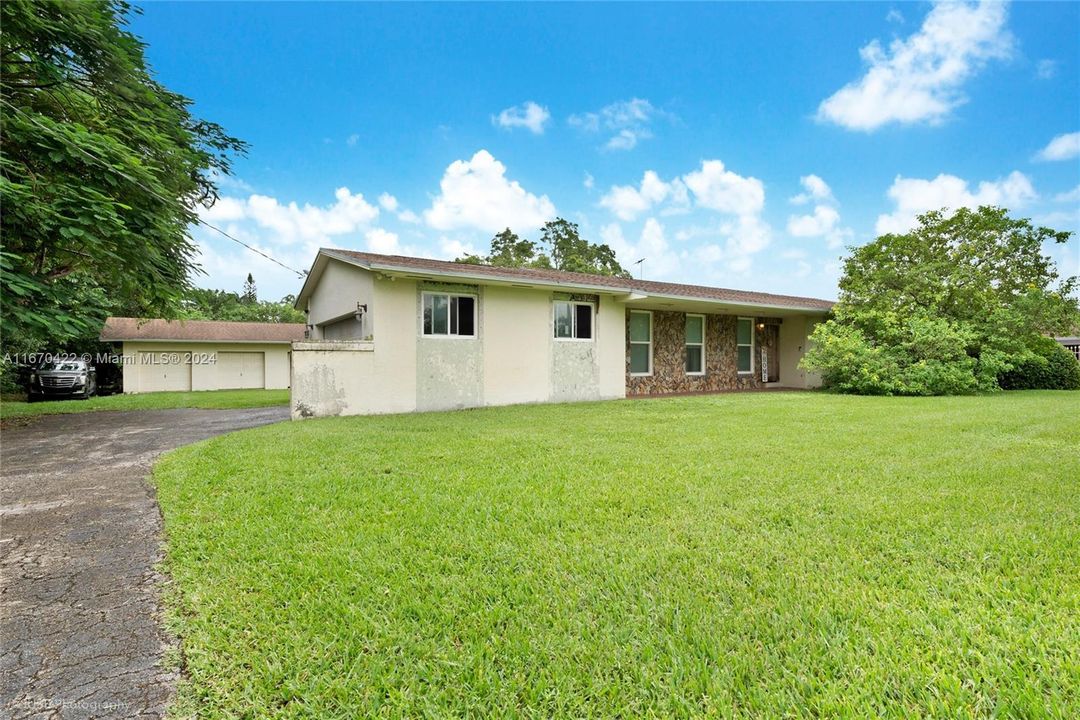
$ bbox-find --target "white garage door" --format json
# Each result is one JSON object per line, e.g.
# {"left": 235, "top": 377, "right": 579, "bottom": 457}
{"left": 137, "top": 352, "right": 191, "bottom": 392}
{"left": 216, "top": 352, "right": 265, "bottom": 389}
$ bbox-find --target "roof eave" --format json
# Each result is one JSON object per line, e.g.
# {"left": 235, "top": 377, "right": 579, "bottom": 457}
{"left": 104, "top": 337, "right": 297, "bottom": 344}
{"left": 317, "top": 249, "right": 834, "bottom": 313}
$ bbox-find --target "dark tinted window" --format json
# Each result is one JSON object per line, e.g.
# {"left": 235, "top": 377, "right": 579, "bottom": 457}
{"left": 574, "top": 304, "right": 592, "bottom": 339}
{"left": 455, "top": 296, "right": 475, "bottom": 336}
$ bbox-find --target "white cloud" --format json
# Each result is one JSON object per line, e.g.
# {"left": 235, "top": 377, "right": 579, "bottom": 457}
{"left": 207, "top": 169, "right": 255, "bottom": 194}
{"left": 599, "top": 170, "right": 688, "bottom": 221}
{"left": 600, "top": 219, "right": 681, "bottom": 278}
{"left": 817, "top": 0, "right": 1013, "bottom": 131}
{"left": 786, "top": 206, "right": 853, "bottom": 250}
{"left": 568, "top": 98, "right": 669, "bottom": 151}
{"left": 886, "top": 8, "right": 905, "bottom": 24}
{"left": 1035, "top": 59, "right": 1057, "bottom": 80}
{"left": 424, "top": 150, "right": 556, "bottom": 233}
{"left": 377, "top": 192, "right": 424, "bottom": 224}
{"left": 436, "top": 237, "right": 480, "bottom": 261}
{"left": 1034, "top": 209, "right": 1080, "bottom": 229}
{"left": 201, "top": 187, "right": 380, "bottom": 244}
{"left": 1034, "top": 132, "right": 1080, "bottom": 162}
{"left": 583, "top": 172, "right": 595, "bottom": 190}
{"left": 787, "top": 205, "right": 841, "bottom": 237}
{"left": 599, "top": 160, "right": 763, "bottom": 222}
{"left": 492, "top": 101, "right": 551, "bottom": 134}
{"left": 201, "top": 196, "right": 247, "bottom": 223}
{"left": 683, "top": 160, "right": 765, "bottom": 216}
{"left": 364, "top": 228, "right": 401, "bottom": 254}
{"left": 785, "top": 175, "right": 851, "bottom": 249}
{"left": 378, "top": 193, "right": 399, "bottom": 212}
{"left": 347, "top": 134, "right": 360, "bottom": 147}
{"left": 1054, "top": 185, "right": 1080, "bottom": 203}
{"left": 875, "top": 170, "right": 1037, "bottom": 234}
{"left": 597, "top": 160, "right": 773, "bottom": 275}
{"left": 790, "top": 174, "right": 834, "bottom": 205}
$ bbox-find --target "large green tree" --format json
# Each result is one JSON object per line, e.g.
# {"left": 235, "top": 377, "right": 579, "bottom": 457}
{"left": 456, "top": 219, "right": 630, "bottom": 277}
{"left": 180, "top": 286, "right": 305, "bottom": 324}
{"left": 1, "top": 0, "right": 245, "bottom": 353}
{"left": 802, "top": 206, "right": 1079, "bottom": 395}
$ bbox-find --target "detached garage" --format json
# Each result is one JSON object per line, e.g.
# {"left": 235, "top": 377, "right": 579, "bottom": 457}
{"left": 100, "top": 317, "right": 305, "bottom": 393}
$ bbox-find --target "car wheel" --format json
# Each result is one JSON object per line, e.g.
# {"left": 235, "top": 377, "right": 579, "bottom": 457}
{"left": 27, "top": 394, "right": 38, "bottom": 403}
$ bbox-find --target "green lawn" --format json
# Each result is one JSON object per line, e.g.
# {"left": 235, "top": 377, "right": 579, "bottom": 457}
{"left": 154, "top": 392, "right": 1079, "bottom": 718}
{"left": 0, "top": 388, "right": 288, "bottom": 420}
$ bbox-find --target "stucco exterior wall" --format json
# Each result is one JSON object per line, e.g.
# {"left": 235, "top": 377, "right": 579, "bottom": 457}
{"left": 120, "top": 341, "right": 291, "bottom": 393}
{"left": 292, "top": 271, "right": 626, "bottom": 417}
{"left": 306, "top": 259, "right": 375, "bottom": 339}
{"left": 596, "top": 295, "right": 628, "bottom": 399}
{"left": 482, "top": 286, "right": 551, "bottom": 406}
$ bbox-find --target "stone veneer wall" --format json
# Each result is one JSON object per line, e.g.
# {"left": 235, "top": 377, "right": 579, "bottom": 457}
{"left": 625, "top": 310, "right": 775, "bottom": 395}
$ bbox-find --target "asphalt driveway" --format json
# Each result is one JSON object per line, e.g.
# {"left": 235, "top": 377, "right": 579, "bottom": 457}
{"left": 1, "top": 406, "right": 289, "bottom": 719}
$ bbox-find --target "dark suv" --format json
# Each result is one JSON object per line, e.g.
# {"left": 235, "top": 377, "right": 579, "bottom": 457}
{"left": 28, "top": 359, "right": 97, "bottom": 401}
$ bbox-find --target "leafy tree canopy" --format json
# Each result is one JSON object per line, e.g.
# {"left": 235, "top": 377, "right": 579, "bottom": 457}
{"left": 180, "top": 286, "right": 305, "bottom": 324}
{"left": 457, "top": 219, "right": 630, "bottom": 278}
{"left": 1, "top": 0, "right": 246, "bottom": 354}
{"left": 802, "top": 206, "right": 1079, "bottom": 395}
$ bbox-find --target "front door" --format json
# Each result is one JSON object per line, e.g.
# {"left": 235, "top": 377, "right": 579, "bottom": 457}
{"left": 761, "top": 325, "right": 780, "bottom": 383}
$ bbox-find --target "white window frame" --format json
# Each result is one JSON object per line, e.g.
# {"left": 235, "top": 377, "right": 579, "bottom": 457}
{"left": 629, "top": 310, "right": 653, "bottom": 377}
{"left": 685, "top": 313, "right": 706, "bottom": 376}
{"left": 421, "top": 292, "right": 477, "bottom": 339}
{"left": 736, "top": 316, "right": 754, "bottom": 375}
{"left": 552, "top": 300, "right": 595, "bottom": 342}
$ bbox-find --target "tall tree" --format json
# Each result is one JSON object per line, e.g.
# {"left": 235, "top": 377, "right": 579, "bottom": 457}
{"left": 0, "top": 0, "right": 246, "bottom": 353}
{"left": 802, "top": 206, "right": 1079, "bottom": 395}
{"left": 538, "top": 218, "right": 628, "bottom": 277}
{"left": 181, "top": 287, "right": 304, "bottom": 324}
{"left": 455, "top": 220, "right": 629, "bottom": 278}
{"left": 242, "top": 273, "right": 257, "bottom": 303}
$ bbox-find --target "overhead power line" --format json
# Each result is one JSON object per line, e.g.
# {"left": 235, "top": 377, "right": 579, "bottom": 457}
{"left": 1, "top": 99, "right": 307, "bottom": 277}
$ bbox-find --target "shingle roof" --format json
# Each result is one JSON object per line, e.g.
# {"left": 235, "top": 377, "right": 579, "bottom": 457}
{"left": 100, "top": 317, "right": 306, "bottom": 343}
{"left": 325, "top": 249, "right": 835, "bottom": 312}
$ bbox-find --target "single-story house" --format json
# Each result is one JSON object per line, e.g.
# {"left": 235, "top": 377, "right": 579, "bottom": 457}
{"left": 100, "top": 317, "right": 305, "bottom": 393}
{"left": 290, "top": 249, "right": 834, "bottom": 418}
{"left": 1057, "top": 337, "right": 1080, "bottom": 362}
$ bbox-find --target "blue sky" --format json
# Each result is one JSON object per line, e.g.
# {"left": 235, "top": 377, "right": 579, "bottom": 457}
{"left": 131, "top": 1, "right": 1080, "bottom": 301}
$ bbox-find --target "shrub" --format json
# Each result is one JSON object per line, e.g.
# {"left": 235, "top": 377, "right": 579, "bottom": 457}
{"left": 998, "top": 337, "right": 1080, "bottom": 390}
{"left": 802, "top": 316, "right": 985, "bottom": 396}
{"left": 801, "top": 321, "right": 905, "bottom": 395}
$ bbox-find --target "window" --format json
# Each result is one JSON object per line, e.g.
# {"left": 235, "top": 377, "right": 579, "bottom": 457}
{"left": 736, "top": 317, "right": 754, "bottom": 374}
{"left": 422, "top": 293, "right": 476, "bottom": 337}
{"left": 553, "top": 301, "right": 593, "bottom": 340}
{"left": 685, "top": 314, "right": 705, "bottom": 375}
{"left": 629, "top": 310, "right": 652, "bottom": 375}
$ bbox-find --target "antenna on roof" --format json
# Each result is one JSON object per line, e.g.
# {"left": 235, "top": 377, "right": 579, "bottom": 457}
{"left": 634, "top": 258, "right": 646, "bottom": 280}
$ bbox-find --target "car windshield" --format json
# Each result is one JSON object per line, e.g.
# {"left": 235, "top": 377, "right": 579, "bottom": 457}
{"left": 39, "top": 361, "right": 85, "bottom": 372}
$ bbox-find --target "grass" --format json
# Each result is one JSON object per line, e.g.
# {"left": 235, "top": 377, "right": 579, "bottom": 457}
{"left": 0, "top": 388, "right": 288, "bottom": 421}
{"left": 153, "top": 391, "right": 1079, "bottom": 718}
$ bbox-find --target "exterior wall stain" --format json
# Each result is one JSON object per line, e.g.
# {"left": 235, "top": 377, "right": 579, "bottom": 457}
{"left": 292, "top": 361, "right": 347, "bottom": 418}
{"left": 415, "top": 283, "right": 484, "bottom": 411}
{"left": 625, "top": 310, "right": 776, "bottom": 395}
{"left": 551, "top": 340, "right": 601, "bottom": 402}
